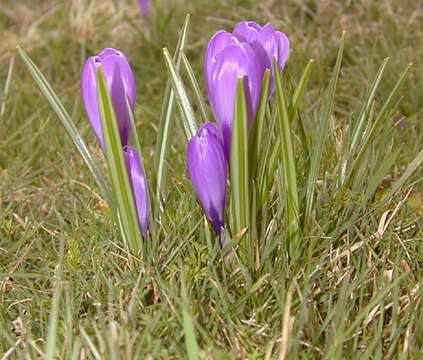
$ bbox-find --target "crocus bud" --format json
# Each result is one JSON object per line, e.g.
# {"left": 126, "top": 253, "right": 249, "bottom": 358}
{"left": 123, "top": 145, "right": 149, "bottom": 236}
{"left": 205, "top": 34, "right": 265, "bottom": 163}
{"left": 81, "top": 48, "right": 136, "bottom": 152}
{"left": 233, "top": 21, "right": 290, "bottom": 96}
{"left": 187, "top": 123, "right": 227, "bottom": 238}
{"left": 138, "top": 0, "right": 149, "bottom": 18}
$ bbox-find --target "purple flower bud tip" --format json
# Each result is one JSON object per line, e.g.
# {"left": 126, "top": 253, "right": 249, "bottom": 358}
{"left": 187, "top": 122, "right": 227, "bottom": 238}
{"left": 204, "top": 21, "right": 289, "bottom": 163}
{"left": 123, "top": 145, "right": 150, "bottom": 236}
{"left": 81, "top": 48, "right": 136, "bottom": 152}
{"left": 138, "top": 0, "right": 149, "bottom": 18}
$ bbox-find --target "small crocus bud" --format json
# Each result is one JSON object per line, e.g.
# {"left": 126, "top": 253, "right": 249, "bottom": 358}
{"left": 204, "top": 35, "right": 265, "bottom": 163}
{"left": 123, "top": 145, "right": 150, "bottom": 236}
{"left": 81, "top": 48, "right": 136, "bottom": 152}
{"left": 138, "top": 0, "right": 149, "bottom": 18}
{"left": 187, "top": 122, "right": 227, "bottom": 238}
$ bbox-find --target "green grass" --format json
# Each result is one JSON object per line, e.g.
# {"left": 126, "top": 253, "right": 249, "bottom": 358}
{"left": 1, "top": 0, "right": 423, "bottom": 358}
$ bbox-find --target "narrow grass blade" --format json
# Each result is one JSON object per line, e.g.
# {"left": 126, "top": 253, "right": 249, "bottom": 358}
{"left": 349, "top": 63, "right": 412, "bottom": 180}
{"left": 274, "top": 57, "right": 299, "bottom": 245}
{"left": 45, "top": 240, "right": 64, "bottom": 360}
{"left": 181, "top": 266, "right": 200, "bottom": 360}
{"left": 126, "top": 97, "right": 155, "bottom": 237}
{"left": 97, "top": 68, "right": 143, "bottom": 253}
{"left": 153, "top": 14, "right": 190, "bottom": 208}
{"left": 17, "top": 46, "right": 115, "bottom": 214}
{"left": 304, "top": 34, "right": 344, "bottom": 225}
{"left": 267, "top": 59, "right": 313, "bottom": 190}
{"left": 181, "top": 50, "right": 209, "bottom": 124}
{"left": 339, "top": 58, "right": 390, "bottom": 186}
{"left": 79, "top": 326, "right": 101, "bottom": 360}
{"left": 248, "top": 69, "right": 270, "bottom": 182}
{"left": 290, "top": 59, "right": 314, "bottom": 114}
{"left": 230, "top": 78, "right": 250, "bottom": 251}
{"left": 162, "top": 47, "right": 197, "bottom": 139}
{"left": 386, "top": 148, "right": 423, "bottom": 199}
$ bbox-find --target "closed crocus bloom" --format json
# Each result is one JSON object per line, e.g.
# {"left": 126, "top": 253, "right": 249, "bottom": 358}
{"left": 138, "top": 0, "right": 149, "bottom": 18}
{"left": 205, "top": 41, "right": 264, "bottom": 162}
{"left": 81, "top": 48, "right": 135, "bottom": 152}
{"left": 187, "top": 122, "right": 227, "bottom": 238}
{"left": 123, "top": 145, "right": 149, "bottom": 236}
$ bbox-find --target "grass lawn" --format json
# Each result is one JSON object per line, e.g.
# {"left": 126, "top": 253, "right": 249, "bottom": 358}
{"left": 1, "top": 0, "right": 423, "bottom": 358}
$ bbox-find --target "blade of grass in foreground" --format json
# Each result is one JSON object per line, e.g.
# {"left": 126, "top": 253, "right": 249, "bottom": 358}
{"left": 274, "top": 56, "right": 299, "bottom": 249}
{"left": 153, "top": 14, "right": 190, "bottom": 210}
{"left": 45, "top": 240, "right": 64, "bottom": 360}
{"left": 17, "top": 46, "right": 115, "bottom": 215}
{"left": 231, "top": 78, "right": 250, "bottom": 255}
{"left": 97, "top": 68, "right": 143, "bottom": 253}
{"left": 304, "top": 33, "right": 344, "bottom": 226}
{"left": 162, "top": 47, "right": 197, "bottom": 139}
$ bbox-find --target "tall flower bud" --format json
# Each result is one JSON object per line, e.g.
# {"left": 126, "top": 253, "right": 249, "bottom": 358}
{"left": 187, "top": 123, "right": 227, "bottom": 238}
{"left": 81, "top": 48, "right": 136, "bottom": 152}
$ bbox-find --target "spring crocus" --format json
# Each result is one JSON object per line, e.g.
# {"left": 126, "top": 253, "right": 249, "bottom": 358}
{"left": 81, "top": 48, "right": 136, "bottom": 152}
{"left": 123, "top": 145, "right": 149, "bottom": 236}
{"left": 233, "top": 22, "right": 290, "bottom": 96}
{"left": 205, "top": 32, "right": 265, "bottom": 162}
{"left": 187, "top": 122, "right": 227, "bottom": 240}
{"left": 138, "top": 0, "right": 149, "bottom": 18}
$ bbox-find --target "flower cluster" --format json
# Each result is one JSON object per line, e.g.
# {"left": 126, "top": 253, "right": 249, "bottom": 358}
{"left": 188, "top": 21, "right": 289, "bottom": 240}
{"left": 81, "top": 48, "right": 149, "bottom": 236}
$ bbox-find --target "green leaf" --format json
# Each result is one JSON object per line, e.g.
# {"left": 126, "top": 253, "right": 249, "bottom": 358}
{"left": 96, "top": 67, "right": 143, "bottom": 253}
{"left": 16, "top": 46, "right": 115, "bottom": 215}
{"left": 162, "top": 47, "right": 197, "bottom": 139}
{"left": 230, "top": 78, "right": 250, "bottom": 251}
{"left": 181, "top": 266, "right": 200, "bottom": 360}
{"left": 273, "top": 57, "right": 299, "bottom": 248}
{"left": 248, "top": 69, "right": 270, "bottom": 182}
{"left": 304, "top": 33, "right": 344, "bottom": 226}
{"left": 153, "top": 14, "right": 190, "bottom": 210}
{"left": 181, "top": 50, "right": 210, "bottom": 124}
{"left": 45, "top": 240, "right": 64, "bottom": 360}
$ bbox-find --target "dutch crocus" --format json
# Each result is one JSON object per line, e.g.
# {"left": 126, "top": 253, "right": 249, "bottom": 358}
{"left": 123, "top": 145, "right": 150, "bottom": 236}
{"left": 81, "top": 48, "right": 136, "bottom": 152}
{"left": 205, "top": 32, "right": 265, "bottom": 163}
{"left": 138, "top": 0, "right": 149, "bottom": 18}
{"left": 187, "top": 122, "right": 227, "bottom": 240}
{"left": 233, "top": 21, "right": 290, "bottom": 96}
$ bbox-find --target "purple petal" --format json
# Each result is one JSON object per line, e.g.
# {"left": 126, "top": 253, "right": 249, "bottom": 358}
{"left": 81, "top": 48, "right": 135, "bottom": 152}
{"left": 208, "top": 43, "right": 264, "bottom": 162}
{"left": 187, "top": 122, "right": 227, "bottom": 236}
{"left": 233, "top": 21, "right": 261, "bottom": 43}
{"left": 123, "top": 145, "right": 150, "bottom": 236}
{"left": 138, "top": 0, "right": 149, "bottom": 18}
{"left": 204, "top": 30, "right": 239, "bottom": 95}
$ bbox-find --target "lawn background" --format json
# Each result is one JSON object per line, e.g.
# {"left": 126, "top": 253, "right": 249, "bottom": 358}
{"left": 1, "top": 0, "right": 423, "bottom": 358}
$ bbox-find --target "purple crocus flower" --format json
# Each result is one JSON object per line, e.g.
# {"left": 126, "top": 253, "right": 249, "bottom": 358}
{"left": 187, "top": 122, "right": 227, "bottom": 239}
{"left": 205, "top": 32, "right": 265, "bottom": 163}
{"left": 81, "top": 48, "right": 136, "bottom": 152}
{"left": 138, "top": 0, "right": 149, "bottom": 18}
{"left": 123, "top": 145, "right": 150, "bottom": 236}
{"left": 233, "top": 22, "right": 290, "bottom": 95}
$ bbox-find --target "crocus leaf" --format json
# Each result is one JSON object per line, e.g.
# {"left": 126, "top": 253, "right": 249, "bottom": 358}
{"left": 153, "top": 14, "right": 190, "bottom": 211}
{"left": 230, "top": 78, "right": 250, "bottom": 253}
{"left": 16, "top": 46, "right": 116, "bottom": 216}
{"left": 97, "top": 67, "right": 143, "bottom": 253}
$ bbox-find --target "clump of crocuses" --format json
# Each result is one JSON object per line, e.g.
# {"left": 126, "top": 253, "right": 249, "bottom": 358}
{"left": 81, "top": 48, "right": 149, "bottom": 236}
{"left": 188, "top": 21, "right": 289, "bottom": 241}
